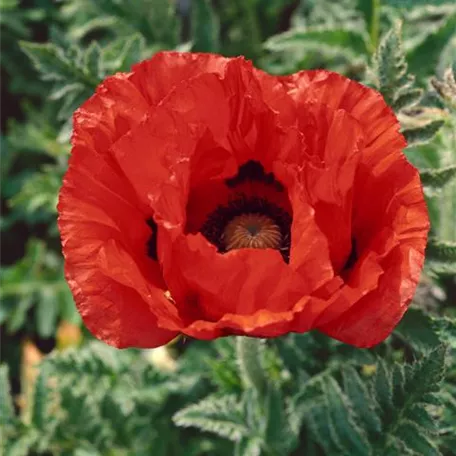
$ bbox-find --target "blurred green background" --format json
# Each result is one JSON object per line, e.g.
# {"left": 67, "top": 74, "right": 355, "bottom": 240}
{"left": 1, "top": 1, "right": 455, "bottom": 455}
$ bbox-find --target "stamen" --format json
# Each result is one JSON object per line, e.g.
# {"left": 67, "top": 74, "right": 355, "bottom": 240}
{"left": 200, "top": 195, "right": 292, "bottom": 262}
{"left": 223, "top": 214, "right": 282, "bottom": 251}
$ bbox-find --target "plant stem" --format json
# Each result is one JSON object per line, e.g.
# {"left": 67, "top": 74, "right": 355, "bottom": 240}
{"left": 370, "top": 0, "right": 381, "bottom": 52}
{"left": 236, "top": 336, "right": 266, "bottom": 396}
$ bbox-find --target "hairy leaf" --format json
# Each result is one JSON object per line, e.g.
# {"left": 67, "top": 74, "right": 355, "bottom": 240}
{"left": 420, "top": 165, "right": 456, "bottom": 189}
{"left": 173, "top": 395, "right": 248, "bottom": 441}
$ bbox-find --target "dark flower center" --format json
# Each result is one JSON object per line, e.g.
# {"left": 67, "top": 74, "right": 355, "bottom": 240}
{"left": 201, "top": 157, "right": 293, "bottom": 263}
{"left": 146, "top": 161, "right": 292, "bottom": 262}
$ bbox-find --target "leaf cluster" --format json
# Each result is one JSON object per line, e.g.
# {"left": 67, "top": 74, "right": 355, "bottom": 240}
{"left": 173, "top": 318, "right": 454, "bottom": 456}
{"left": 0, "top": 239, "right": 79, "bottom": 338}
{"left": 0, "top": 342, "right": 218, "bottom": 456}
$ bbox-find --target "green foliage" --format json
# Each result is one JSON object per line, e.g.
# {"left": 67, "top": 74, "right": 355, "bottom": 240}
{"left": 263, "top": 0, "right": 369, "bottom": 75}
{"left": 403, "top": 118, "right": 447, "bottom": 147}
{"left": 174, "top": 394, "right": 247, "bottom": 441}
{"left": 20, "top": 35, "right": 147, "bottom": 141}
{"left": 427, "top": 238, "right": 456, "bottom": 262}
{"left": 174, "top": 333, "right": 450, "bottom": 456}
{"left": 60, "top": 0, "right": 180, "bottom": 48}
{"left": 191, "top": 0, "right": 220, "bottom": 53}
{"left": 2, "top": 1, "right": 456, "bottom": 455}
{"left": 406, "top": 5, "right": 456, "bottom": 79}
{"left": 431, "top": 67, "right": 456, "bottom": 109}
{"left": 9, "top": 165, "right": 63, "bottom": 223}
{"left": 421, "top": 165, "right": 456, "bottom": 188}
{"left": 0, "top": 239, "right": 79, "bottom": 337}
{"left": 371, "top": 20, "right": 430, "bottom": 117}
{"left": 1, "top": 342, "right": 218, "bottom": 456}
{"left": 295, "top": 347, "right": 446, "bottom": 456}
{"left": 0, "top": 365, "right": 16, "bottom": 430}
{"left": 265, "top": 27, "right": 369, "bottom": 57}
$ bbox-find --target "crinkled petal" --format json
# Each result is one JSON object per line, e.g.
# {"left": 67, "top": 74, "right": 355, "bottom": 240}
{"left": 129, "top": 51, "right": 231, "bottom": 106}
{"left": 318, "top": 243, "right": 424, "bottom": 347}
{"left": 295, "top": 106, "right": 364, "bottom": 271}
{"left": 283, "top": 69, "right": 429, "bottom": 344}
{"left": 73, "top": 73, "right": 150, "bottom": 156}
{"left": 59, "top": 139, "right": 179, "bottom": 348}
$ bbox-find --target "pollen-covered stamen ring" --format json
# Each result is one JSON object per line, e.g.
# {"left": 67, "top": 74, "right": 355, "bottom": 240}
{"left": 223, "top": 213, "right": 282, "bottom": 251}
{"left": 200, "top": 195, "right": 292, "bottom": 262}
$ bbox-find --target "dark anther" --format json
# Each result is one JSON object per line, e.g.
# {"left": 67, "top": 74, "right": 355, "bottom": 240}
{"left": 225, "top": 160, "right": 284, "bottom": 191}
{"left": 343, "top": 239, "right": 358, "bottom": 270}
{"left": 146, "top": 218, "right": 158, "bottom": 260}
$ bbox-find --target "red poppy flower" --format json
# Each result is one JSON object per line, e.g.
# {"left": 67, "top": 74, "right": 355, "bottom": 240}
{"left": 58, "top": 52, "right": 429, "bottom": 349}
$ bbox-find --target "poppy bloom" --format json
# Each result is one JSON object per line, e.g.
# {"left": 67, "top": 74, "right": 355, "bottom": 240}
{"left": 58, "top": 52, "right": 429, "bottom": 349}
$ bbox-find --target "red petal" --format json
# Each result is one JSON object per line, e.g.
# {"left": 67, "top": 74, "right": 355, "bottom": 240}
{"left": 129, "top": 51, "right": 230, "bottom": 106}
{"left": 296, "top": 105, "right": 364, "bottom": 271}
{"left": 59, "top": 139, "right": 179, "bottom": 347}
{"left": 281, "top": 70, "right": 429, "bottom": 345}
{"left": 65, "top": 253, "right": 178, "bottom": 348}
{"left": 318, "top": 243, "right": 425, "bottom": 347}
{"left": 73, "top": 73, "right": 150, "bottom": 156}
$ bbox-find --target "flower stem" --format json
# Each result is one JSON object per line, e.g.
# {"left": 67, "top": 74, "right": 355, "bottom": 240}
{"left": 236, "top": 336, "right": 266, "bottom": 396}
{"left": 370, "top": 0, "right": 381, "bottom": 52}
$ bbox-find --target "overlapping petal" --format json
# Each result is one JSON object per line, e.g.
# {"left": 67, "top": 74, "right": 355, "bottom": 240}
{"left": 58, "top": 147, "right": 179, "bottom": 347}
{"left": 279, "top": 69, "right": 429, "bottom": 346}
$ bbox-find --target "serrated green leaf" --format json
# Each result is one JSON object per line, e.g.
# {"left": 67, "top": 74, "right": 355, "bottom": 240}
{"left": 10, "top": 165, "right": 61, "bottom": 217}
{"left": 421, "top": 165, "right": 456, "bottom": 189}
{"left": 84, "top": 42, "right": 102, "bottom": 79}
{"left": 342, "top": 367, "right": 382, "bottom": 435}
{"left": 20, "top": 41, "right": 69, "bottom": 81}
{"left": 102, "top": 34, "right": 145, "bottom": 74}
{"left": 173, "top": 395, "right": 248, "bottom": 442}
{"left": 21, "top": 41, "right": 99, "bottom": 88}
{"left": 265, "top": 27, "right": 369, "bottom": 56}
{"left": 394, "top": 308, "right": 441, "bottom": 354}
{"left": 396, "top": 421, "right": 441, "bottom": 456}
{"left": 383, "top": 436, "right": 414, "bottom": 456}
{"left": 431, "top": 67, "right": 456, "bottom": 108}
{"left": 322, "top": 377, "right": 371, "bottom": 456}
{"left": 374, "top": 21, "right": 409, "bottom": 105}
{"left": 403, "top": 119, "right": 445, "bottom": 147}
{"left": 426, "top": 238, "right": 456, "bottom": 262}
{"left": 49, "top": 81, "right": 85, "bottom": 101}
{"left": 306, "top": 398, "right": 344, "bottom": 455}
{"left": 263, "top": 385, "right": 297, "bottom": 454}
{"left": 404, "top": 404, "right": 435, "bottom": 431}
{"left": 408, "top": 345, "right": 446, "bottom": 397}
{"left": 393, "top": 87, "right": 423, "bottom": 111}
{"left": 373, "top": 361, "right": 393, "bottom": 417}
{"left": 427, "top": 260, "right": 456, "bottom": 276}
